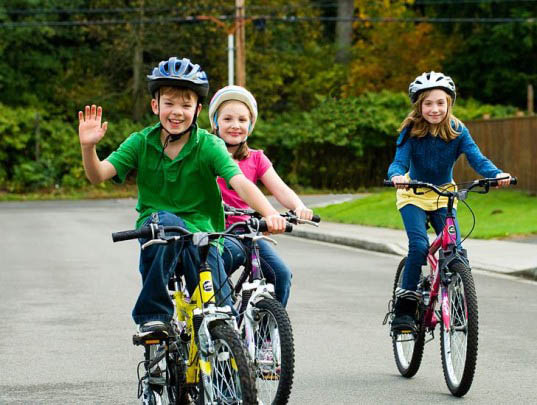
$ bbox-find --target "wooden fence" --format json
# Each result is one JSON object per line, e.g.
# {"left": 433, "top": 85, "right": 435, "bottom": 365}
{"left": 454, "top": 115, "right": 537, "bottom": 194}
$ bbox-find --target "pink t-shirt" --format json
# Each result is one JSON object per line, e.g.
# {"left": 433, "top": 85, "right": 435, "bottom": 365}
{"left": 217, "top": 149, "right": 272, "bottom": 226}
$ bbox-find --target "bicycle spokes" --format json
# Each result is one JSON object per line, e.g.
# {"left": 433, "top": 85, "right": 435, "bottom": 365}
{"left": 443, "top": 274, "right": 468, "bottom": 383}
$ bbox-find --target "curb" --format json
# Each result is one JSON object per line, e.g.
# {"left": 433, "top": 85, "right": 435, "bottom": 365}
{"left": 289, "top": 229, "right": 537, "bottom": 282}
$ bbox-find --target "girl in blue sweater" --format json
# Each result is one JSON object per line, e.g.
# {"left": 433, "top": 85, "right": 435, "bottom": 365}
{"left": 387, "top": 71, "right": 511, "bottom": 332}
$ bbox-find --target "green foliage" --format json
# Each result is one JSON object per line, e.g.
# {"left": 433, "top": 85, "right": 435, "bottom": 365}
{"left": 0, "top": 102, "right": 153, "bottom": 192}
{"left": 453, "top": 99, "right": 518, "bottom": 121}
{"left": 415, "top": 1, "right": 537, "bottom": 108}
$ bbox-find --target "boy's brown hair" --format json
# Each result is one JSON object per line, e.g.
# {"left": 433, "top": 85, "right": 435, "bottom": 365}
{"left": 156, "top": 86, "right": 199, "bottom": 103}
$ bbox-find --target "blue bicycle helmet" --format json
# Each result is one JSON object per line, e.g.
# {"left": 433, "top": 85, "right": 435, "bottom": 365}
{"left": 147, "top": 57, "right": 209, "bottom": 100}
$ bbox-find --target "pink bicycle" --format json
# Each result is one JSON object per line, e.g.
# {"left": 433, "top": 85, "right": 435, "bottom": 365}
{"left": 382, "top": 176, "right": 517, "bottom": 397}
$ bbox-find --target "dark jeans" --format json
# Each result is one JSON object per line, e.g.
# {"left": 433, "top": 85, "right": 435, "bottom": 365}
{"left": 132, "top": 211, "right": 232, "bottom": 325}
{"left": 222, "top": 237, "right": 293, "bottom": 307}
{"left": 399, "top": 204, "right": 462, "bottom": 292}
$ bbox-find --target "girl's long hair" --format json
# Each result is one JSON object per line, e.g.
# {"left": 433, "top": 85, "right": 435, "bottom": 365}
{"left": 398, "top": 90, "right": 463, "bottom": 142}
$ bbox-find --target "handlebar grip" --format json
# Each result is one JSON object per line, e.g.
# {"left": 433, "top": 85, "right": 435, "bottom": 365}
{"left": 112, "top": 226, "right": 153, "bottom": 242}
{"left": 258, "top": 220, "right": 293, "bottom": 233}
{"left": 383, "top": 180, "right": 394, "bottom": 187}
{"left": 312, "top": 214, "right": 321, "bottom": 223}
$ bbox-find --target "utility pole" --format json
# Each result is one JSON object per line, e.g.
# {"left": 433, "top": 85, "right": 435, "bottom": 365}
{"left": 197, "top": 15, "right": 236, "bottom": 86}
{"left": 235, "top": 0, "right": 246, "bottom": 86}
{"left": 528, "top": 84, "right": 534, "bottom": 115}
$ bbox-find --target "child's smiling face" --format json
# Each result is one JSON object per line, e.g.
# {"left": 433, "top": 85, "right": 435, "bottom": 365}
{"left": 151, "top": 88, "right": 200, "bottom": 135}
{"left": 421, "top": 89, "right": 448, "bottom": 125}
{"left": 217, "top": 100, "right": 251, "bottom": 146}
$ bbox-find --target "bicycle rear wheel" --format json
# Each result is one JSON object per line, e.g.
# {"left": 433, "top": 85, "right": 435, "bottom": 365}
{"left": 391, "top": 257, "right": 426, "bottom": 378}
{"left": 253, "top": 298, "right": 295, "bottom": 405}
{"left": 198, "top": 322, "right": 257, "bottom": 405}
{"left": 440, "top": 261, "right": 478, "bottom": 397}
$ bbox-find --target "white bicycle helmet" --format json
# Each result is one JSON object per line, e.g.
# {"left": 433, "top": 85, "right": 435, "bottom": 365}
{"left": 408, "top": 71, "right": 456, "bottom": 104}
{"left": 208, "top": 85, "right": 258, "bottom": 134}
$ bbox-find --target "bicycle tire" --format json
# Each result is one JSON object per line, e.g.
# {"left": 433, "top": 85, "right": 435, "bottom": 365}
{"left": 391, "top": 257, "right": 426, "bottom": 378}
{"left": 166, "top": 339, "right": 192, "bottom": 405}
{"left": 440, "top": 261, "right": 478, "bottom": 397}
{"left": 253, "top": 298, "right": 295, "bottom": 405}
{"left": 198, "top": 322, "right": 257, "bottom": 405}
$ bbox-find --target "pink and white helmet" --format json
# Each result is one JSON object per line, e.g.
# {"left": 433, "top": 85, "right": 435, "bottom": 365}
{"left": 208, "top": 85, "right": 258, "bottom": 134}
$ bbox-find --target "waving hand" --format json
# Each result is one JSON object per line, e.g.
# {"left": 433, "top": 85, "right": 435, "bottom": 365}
{"left": 78, "top": 105, "right": 108, "bottom": 146}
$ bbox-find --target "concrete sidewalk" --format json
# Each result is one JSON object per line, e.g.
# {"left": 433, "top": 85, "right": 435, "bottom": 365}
{"left": 289, "top": 221, "right": 537, "bottom": 280}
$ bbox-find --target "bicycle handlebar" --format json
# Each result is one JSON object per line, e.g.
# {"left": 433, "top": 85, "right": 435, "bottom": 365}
{"left": 223, "top": 204, "right": 321, "bottom": 224}
{"left": 112, "top": 219, "right": 293, "bottom": 244}
{"left": 383, "top": 176, "right": 517, "bottom": 196}
{"left": 112, "top": 224, "right": 156, "bottom": 242}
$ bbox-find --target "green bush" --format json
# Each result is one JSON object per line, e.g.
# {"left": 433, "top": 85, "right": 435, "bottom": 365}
{"left": 0, "top": 93, "right": 518, "bottom": 193}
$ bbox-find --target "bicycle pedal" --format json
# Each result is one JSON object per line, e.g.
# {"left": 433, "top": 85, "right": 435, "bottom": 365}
{"left": 148, "top": 375, "right": 166, "bottom": 385}
{"left": 133, "top": 332, "right": 167, "bottom": 346}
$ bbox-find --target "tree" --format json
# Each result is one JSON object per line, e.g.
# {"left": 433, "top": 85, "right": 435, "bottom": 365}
{"left": 344, "top": 0, "right": 456, "bottom": 97}
{"left": 415, "top": 0, "right": 537, "bottom": 108}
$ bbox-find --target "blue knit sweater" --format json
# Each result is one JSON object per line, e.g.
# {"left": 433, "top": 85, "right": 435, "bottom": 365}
{"left": 387, "top": 124, "right": 501, "bottom": 185}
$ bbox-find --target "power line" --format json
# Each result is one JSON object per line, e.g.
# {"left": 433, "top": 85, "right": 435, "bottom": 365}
{"left": 1, "top": 13, "right": 535, "bottom": 29}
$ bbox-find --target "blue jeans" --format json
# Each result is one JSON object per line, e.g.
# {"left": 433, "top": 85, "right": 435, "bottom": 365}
{"left": 399, "top": 205, "right": 462, "bottom": 292}
{"left": 222, "top": 237, "right": 292, "bottom": 307}
{"left": 132, "top": 211, "right": 232, "bottom": 325}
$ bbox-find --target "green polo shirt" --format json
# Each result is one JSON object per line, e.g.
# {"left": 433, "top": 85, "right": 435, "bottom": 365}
{"left": 106, "top": 123, "right": 241, "bottom": 231}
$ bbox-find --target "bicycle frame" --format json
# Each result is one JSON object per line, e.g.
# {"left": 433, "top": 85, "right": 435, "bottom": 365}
{"left": 237, "top": 236, "right": 278, "bottom": 361}
{"left": 422, "top": 201, "right": 469, "bottom": 334}
{"left": 141, "top": 230, "right": 237, "bottom": 392}
{"left": 170, "top": 235, "right": 236, "bottom": 388}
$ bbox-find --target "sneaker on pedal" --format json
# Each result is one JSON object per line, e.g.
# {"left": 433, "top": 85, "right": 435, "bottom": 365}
{"left": 138, "top": 321, "right": 170, "bottom": 339}
{"left": 391, "top": 297, "right": 418, "bottom": 333}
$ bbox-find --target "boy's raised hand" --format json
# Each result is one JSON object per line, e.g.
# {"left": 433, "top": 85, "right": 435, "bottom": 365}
{"left": 78, "top": 105, "right": 108, "bottom": 146}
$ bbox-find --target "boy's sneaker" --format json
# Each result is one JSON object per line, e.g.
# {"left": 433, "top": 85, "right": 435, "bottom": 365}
{"left": 391, "top": 297, "right": 418, "bottom": 333}
{"left": 138, "top": 321, "right": 170, "bottom": 339}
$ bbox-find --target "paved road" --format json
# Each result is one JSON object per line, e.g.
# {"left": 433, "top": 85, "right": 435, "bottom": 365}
{"left": 1, "top": 200, "right": 536, "bottom": 404}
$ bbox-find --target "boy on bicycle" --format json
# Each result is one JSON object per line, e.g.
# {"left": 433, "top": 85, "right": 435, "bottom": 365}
{"left": 78, "top": 56, "right": 286, "bottom": 335}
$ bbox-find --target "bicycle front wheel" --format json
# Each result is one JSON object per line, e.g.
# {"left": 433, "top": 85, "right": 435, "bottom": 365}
{"left": 253, "top": 298, "right": 295, "bottom": 405}
{"left": 440, "top": 261, "right": 478, "bottom": 397}
{"left": 198, "top": 322, "right": 257, "bottom": 405}
{"left": 391, "top": 257, "right": 426, "bottom": 378}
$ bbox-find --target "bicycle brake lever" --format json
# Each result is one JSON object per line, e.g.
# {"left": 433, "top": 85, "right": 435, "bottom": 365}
{"left": 141, "top": 236, "right": 181, "bottom": 250}
{"left": 296, "top": 218, "right": 320, "bottom": 227}
{"left": 253, "top": 235, "right": 278, "bottom": 245}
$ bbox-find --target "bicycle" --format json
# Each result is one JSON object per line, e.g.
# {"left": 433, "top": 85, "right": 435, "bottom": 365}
{"left": 223, "top": 205, "right": 320, "bottom": 405}
{"left": 382, "top": 176, "right": 517, "bottom": 397}
{"left": 112, "top": 223, "right": 258, "bottom": 405}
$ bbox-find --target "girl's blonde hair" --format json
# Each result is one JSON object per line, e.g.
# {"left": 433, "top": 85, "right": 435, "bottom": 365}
{"left": 213, "top": 99, "right": 250, "bottom": 161}
{"left": 398, "top": 90, "right": 462, "bottom": 141}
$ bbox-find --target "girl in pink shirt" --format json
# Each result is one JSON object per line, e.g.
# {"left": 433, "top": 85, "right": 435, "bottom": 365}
{"left": 209, "top": 85, "right": 313, "bottom": 306}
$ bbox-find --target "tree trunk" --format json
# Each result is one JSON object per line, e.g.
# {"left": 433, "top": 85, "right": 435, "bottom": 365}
{"left": 335, "top": 0, "right": 354, "bottom": 63}
{"left": 132, "top": 1, "right": 145, "bottom": 121}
